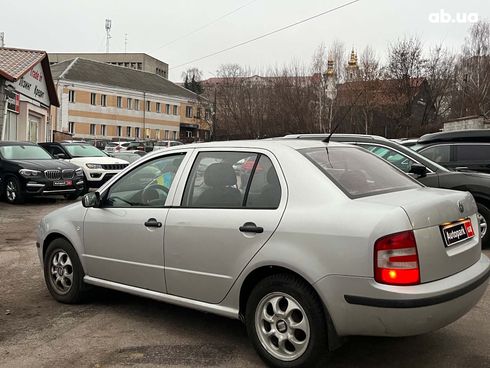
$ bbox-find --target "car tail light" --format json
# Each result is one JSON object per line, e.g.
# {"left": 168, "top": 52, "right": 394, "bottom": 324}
{"left": 115, "top": 146, "right": 121, "bottom": 151}
{"left": 374, "top": 230, "right": 420, "bottom": 285}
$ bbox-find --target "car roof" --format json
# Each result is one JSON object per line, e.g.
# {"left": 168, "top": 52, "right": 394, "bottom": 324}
{"left": 0, "top": 141, "right": 36, "bottom": 146}
{"left": 418, "top": 129, "right": 490, "bottom": 143}
{"left": 282, "top": 133, "right": 391, "bottom": 143}
{"left": 173, "top": 139, "right": 348, "bottom": 151}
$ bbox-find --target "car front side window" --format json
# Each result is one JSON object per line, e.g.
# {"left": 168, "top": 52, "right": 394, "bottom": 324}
{"left": 419, "top": 145, "right": 450, "bottom": 163}
{"left": 105, "top": 153, "right": 185, "bottom": 208}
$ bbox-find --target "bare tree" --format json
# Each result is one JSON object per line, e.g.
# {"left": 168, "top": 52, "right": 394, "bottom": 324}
{"left": 455, "top": 20, "right": 490, "bottom": 117}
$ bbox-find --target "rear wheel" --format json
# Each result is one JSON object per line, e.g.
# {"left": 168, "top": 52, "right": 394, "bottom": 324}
{"left": 476, "top": 202, "right": 489, "bottom": 248}
{"left": 5, "top": 176, "right": 25, "bottom": 204}
{"left": 245, "top": 274, "right": 329, "bottom": 368}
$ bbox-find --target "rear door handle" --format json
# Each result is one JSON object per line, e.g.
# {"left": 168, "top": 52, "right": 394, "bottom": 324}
{"left": 145, "top": 218, "right": 162, "bottom": 228}
{"left": 239, "top": 222, "right": 264, "bottom": 233}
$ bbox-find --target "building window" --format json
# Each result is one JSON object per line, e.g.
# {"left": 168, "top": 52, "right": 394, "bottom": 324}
{"left": 146, "top": 101, "right": 151, "bottom": 112}
{"left": 165, "top": 104, "right": 170, "bottom": 114}
{"left": 137, "top": 62, "right": 142, "bottom": 70}
{"left": 127, "top": 98, "right": 132, "bottom": 110}
{"left": 90, "top": 124, "right": 96, "bottom": 135}
{"left": 117, "top": 96, "right": 122, "bottom": 108}
{"left": 90, "top": 93, "right": 97, "bottom": 105}
{"left": 186, "top": 130, "right": 192, "bottom": 138}
{"left": 100, "top": 124, "right": 106, "bottom": 136}
{"left": 165, "top": 130, "right": 169, "bottom": 139}
{"left": 117, "top": 126, "right": 122, "bottom": 136}
{"left": 173, "top": 131, "right": 177, "bottom": 140}
{"left": 185, "top": 106, "right": 193, "bottom": 118}
{"left": 155, "top": 129, "right": 160, "bottom": 139}
{"left": 196, "top": 108, "right": 202, "bottom": 119}
{"left": 173, "top": 105, "right": 178, "bottom": 115}
{"left": 135, "top": 127, "right": 140, "bottom": 138}
{"left": 127, "top": 126, "right": 131, "bottom": 137}
{"left": 134, "top": 99, "right": 140, "bottom": 111}
{"left": 100, "top": 94, "right": 107, "bottom": 107}
{"left": 68, "top": 122, "right": 75, "bottom": 134}
{"left": 156, "top": 102, "right": 161, "bottom": 113}
{"left": 68, "top": 90, "right": 75, "bottom": 103}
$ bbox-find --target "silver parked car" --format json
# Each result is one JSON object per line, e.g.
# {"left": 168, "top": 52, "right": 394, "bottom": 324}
{"left": 37, "top": 140, "right": 490, "bottom": 368}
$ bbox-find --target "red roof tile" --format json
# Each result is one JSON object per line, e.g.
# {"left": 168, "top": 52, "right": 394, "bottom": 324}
{"left": 0, "top": 47, "right": 46, "bottom": 81}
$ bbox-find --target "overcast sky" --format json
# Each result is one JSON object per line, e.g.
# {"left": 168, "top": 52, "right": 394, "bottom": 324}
{"left": 2, "top": 0, "right": 488, "bottom": 81}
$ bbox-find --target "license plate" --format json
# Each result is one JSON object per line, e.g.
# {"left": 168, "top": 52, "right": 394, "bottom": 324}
{"left": 54, "top": 180, "right": 72, "bottom": 186}
{"left": 441, "top": 219, "right": 475, "bottom": 247}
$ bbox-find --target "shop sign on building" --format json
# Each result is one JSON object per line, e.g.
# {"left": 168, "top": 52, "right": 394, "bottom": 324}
{"left": 6, "top": 89, "right": 20, "bottom": 113}
{"left": 7, "top": 62, "right": 50, "bottom": 106}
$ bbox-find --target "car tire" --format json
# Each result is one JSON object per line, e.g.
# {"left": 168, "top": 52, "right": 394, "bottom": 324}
{"left": 43, "top": 238, "right": 88, "bottom": 304}
{"left": 476, "top": 202, "right": 490, "bottom": 249}
{"left": 4, "top": 176, "right": 25, "bottom": 204}
{"left": 245, "top": 273, "right": 329, "bottom": 368}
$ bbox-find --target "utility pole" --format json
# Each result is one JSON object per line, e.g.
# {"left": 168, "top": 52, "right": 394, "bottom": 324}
{"left": 105, "top": 19, "right": 112, "bottom": 53}
{"left": 0, "top": 33, "right": 5, "bottom": 47}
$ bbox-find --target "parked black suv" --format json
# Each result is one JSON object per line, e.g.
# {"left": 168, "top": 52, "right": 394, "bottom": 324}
{"left": 283, "top": 133, "right": 490, "bottom": 247}
{"left": 406, "top": 130, "right": 490, "bottom": 174}
{"left": 0, "top": 142, "right": 85, "bottom": 204}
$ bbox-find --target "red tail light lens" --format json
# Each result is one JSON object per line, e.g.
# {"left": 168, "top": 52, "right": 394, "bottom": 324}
{"left": 115, "top": 146, "right": 121, "bottom": 151}
{"left": 374, "top": 230, "right": 420, "bottom": 285}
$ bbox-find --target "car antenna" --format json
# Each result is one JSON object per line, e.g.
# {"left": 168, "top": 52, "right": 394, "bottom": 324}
{"left": 323, "top": 90, "right": 364, "bottom": 143}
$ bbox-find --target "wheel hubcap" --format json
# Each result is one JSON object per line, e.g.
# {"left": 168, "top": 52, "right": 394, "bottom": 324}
{"left": 6, "top": 180, "right": 17, "bottom": 201}
{"left": 49, "top": 250, "right": 73, "bottom": 294}
{"left": 255, "top": 292, "right": 310, "bottom": 362}
{"left": 477, "top": 213, "right": 487, "bottom": 239}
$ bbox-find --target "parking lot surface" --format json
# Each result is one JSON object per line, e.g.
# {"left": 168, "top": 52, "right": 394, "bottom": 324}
{"left": 0, "top": 199, "right": 489, "bottom": 368}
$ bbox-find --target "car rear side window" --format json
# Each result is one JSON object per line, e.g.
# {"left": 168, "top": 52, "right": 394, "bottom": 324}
{"left": 454, "top": 144, "right": 490, "bottom": 161}
{"left": 181, "top": 152, "right": 281, "bottom": 209}
{"left": 301, "top": 147, "right": 420, "bottom": 198}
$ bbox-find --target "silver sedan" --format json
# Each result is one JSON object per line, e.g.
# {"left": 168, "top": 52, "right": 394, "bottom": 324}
{"left": 37, "top": 140, "right": 490, "bottom": 368}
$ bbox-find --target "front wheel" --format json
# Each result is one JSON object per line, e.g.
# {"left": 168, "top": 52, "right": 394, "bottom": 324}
{"left": 245, "top": 274, "right": 329, "bottom": 368}
{"left": 43, "top": 238, "right": 88, "bottom": 303}
{"left": 5, "top": 176, "right": 25, "bottom": 204}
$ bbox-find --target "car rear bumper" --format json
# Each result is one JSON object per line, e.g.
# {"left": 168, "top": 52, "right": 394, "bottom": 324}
{"left": 314, "top": 254, "right": 490, "bottom": 337}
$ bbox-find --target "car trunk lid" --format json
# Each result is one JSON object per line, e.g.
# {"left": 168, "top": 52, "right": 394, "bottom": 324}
{"left": 359, "top": 188, "right": 481, "bottom": 283}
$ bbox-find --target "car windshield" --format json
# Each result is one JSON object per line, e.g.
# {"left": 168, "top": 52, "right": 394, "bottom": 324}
{"left": 106, "top": 142, "right": 118, "bottom": 147}
{"left": 64, "top": 144, "right": 107, "bottom": 157}
{"left": 0, "top": 145, "right": 53, "bottom": 160}
{"left": 300, "top": 146, "right": 420, "bottom": 198}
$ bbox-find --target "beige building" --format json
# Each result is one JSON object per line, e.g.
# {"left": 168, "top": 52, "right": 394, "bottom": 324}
{"left": 49, "top": 53, "right": 168, "bottom": 78}
{"left": 50, "top": 58, "right": 210, "bottom": 142}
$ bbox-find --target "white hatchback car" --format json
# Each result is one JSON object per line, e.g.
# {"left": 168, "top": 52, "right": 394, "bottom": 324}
{"left": 37, "top": 140, "right": 490, "bottom": 368}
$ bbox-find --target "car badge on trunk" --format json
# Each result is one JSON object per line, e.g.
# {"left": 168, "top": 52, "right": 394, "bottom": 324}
{"left": 458, "top": 201, "right": 464, "bottom": 213}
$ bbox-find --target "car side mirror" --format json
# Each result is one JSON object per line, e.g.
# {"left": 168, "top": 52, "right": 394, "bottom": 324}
{"left": 82, "top": 192, "right": 101, "bottom": 208}
{"left": 409, "top": 163, "right": 428, "bottom": 178}
{"left": 55, "top": 153, "right": 67, "bottom": 159}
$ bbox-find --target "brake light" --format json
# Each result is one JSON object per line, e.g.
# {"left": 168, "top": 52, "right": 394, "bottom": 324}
{"left": 374, "top": 230, "right": 420, "bottom": 285}
{"left": 115, "top": 146, "right": 121, "bottom": 151}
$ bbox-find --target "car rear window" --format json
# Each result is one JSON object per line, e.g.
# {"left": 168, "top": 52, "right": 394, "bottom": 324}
{"left": 300, "top": 146, "right": 420, "bottom": 198}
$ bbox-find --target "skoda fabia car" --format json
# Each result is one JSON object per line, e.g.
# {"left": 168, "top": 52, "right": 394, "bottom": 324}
{"left": 37, "top": 140, "right": 490, "bottom": 368}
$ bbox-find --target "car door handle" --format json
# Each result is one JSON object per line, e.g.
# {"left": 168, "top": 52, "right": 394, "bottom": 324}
{"left": 144, "top": 218, "right": 162, "bottom": 228}
{"left": 239, "top": 222, "right": 264, "bottom": 233}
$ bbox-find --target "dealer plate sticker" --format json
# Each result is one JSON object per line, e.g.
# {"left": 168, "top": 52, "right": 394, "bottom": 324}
{"left": 441, "top": 219, "right": 475, "bottom": 247}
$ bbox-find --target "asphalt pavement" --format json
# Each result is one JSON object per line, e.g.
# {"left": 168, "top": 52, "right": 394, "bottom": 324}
{"left": 0, "top": 199, "right": 489, "bottom": 367}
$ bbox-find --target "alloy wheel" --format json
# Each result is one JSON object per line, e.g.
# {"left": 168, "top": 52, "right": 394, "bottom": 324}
{"left": 477, "top": 213, "right": 487, "bottom": 239}
{"left": 49, "top": 250, "right": 74, "bottom": 294}
{"left": 6, "top": 179, "right": 17, "bottom": 202}
{"left": 255, "top": 292, "right": 310, "bottom": 362}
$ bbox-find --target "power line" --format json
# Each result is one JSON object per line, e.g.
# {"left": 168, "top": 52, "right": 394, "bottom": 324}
{"left": 170, "top": 0, "right": 361, "bottom": 71}
{"left": 152, "top": 0, "right": 259, "bottom": 52}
